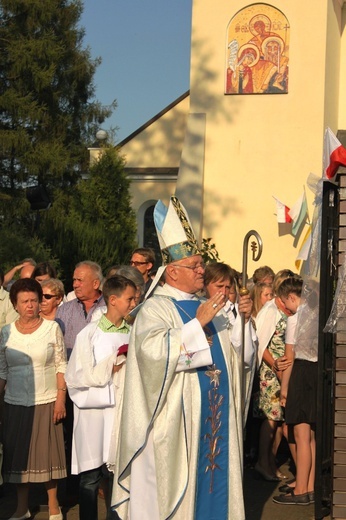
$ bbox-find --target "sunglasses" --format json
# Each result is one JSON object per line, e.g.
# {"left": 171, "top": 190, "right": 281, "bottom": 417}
{"left": 130, "top": 260, "right": 149, "bottom": 267}
{"left": 42, "top": 294, "right": 57, "bottom": 300}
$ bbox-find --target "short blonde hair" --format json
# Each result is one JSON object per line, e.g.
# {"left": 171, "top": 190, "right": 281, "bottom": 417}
{"left": 40, "top": 278, "right": 65, "bottom": 299}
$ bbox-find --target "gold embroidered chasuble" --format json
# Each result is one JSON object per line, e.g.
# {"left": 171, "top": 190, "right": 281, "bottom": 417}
{"left": 112, "top": 284, "right": 246, "bottom": 520}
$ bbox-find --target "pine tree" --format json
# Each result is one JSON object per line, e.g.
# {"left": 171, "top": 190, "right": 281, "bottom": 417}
{"left": 0, "top": 0, "right": 113, "bottom": 190}
{"left": 0, "top": 0, "right": 139, "bottom": 281}
{"left": 40, "top": 147, "right": 137, "bottom": 287}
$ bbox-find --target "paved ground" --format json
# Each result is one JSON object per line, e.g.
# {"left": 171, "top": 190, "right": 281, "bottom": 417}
{"left": 244, "top": 464, "right": 330, "bottom": 520}
{"left": 0, "top": 461, "right": 331, "bottom": 519}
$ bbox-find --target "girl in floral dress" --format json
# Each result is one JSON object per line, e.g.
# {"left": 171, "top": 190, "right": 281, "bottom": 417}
{"left": 253, "top": 270, "right": 294, "bottom": 480}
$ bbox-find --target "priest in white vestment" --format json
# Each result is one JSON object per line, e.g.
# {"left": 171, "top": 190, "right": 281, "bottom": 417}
{"left": 112, "top": 197, "right": 255, "bottom": 520}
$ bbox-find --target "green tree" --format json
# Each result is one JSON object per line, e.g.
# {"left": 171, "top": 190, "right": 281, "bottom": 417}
{"left": 0, "top": 0, "right": 128, "bottom": 279}
{"left": 0, "top": 225, "right": 60, "bottom": 275}
{"left": 0, "top": 0, "right": 113, "bottom": 191}
{"left": 40, "top": 147, "right": 137, "bottom": 287}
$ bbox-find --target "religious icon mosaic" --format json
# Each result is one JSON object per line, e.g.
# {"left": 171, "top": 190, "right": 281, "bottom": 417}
{"left": 225, "top": 3, "right": 290, "bottom": 95}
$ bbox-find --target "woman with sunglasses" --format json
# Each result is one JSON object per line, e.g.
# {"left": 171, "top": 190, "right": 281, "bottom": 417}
{"left": 0, "top": 278, "right": 67, "bottom": 520}
{"left": 40, "top": 279, "right": 65, "bottom": 321}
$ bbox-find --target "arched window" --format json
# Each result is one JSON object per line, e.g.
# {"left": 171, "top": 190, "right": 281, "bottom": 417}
{"left": 143, "top": 205, "right": 161, "bottom": 267}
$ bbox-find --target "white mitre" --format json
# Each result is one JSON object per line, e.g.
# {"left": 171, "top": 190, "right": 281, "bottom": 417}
{"left": 145, "top": 196, "right": 201, "bottom": 299}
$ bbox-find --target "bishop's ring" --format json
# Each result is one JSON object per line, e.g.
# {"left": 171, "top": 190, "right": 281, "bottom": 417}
{"left": 212, "top": 303, "right": 218, "bottom": 309}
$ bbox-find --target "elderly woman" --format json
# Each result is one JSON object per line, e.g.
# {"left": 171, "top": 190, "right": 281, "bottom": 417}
{"left": 0, "top": 278, "right": 67, "bottom": 520}
{"left": 40, "top": 279, "right": 65, "bottom": 321}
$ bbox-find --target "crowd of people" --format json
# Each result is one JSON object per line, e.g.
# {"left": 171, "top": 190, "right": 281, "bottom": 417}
{"left": 0, "top": 198, "right": 318, "bottom": 519}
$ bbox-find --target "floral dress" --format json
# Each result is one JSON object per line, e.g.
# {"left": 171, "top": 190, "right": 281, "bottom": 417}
{"left": 253, "top": 312, "right": 287, "bottom": 421}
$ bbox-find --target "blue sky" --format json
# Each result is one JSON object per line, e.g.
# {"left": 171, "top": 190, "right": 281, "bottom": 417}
{"left": 81, "top": 0, "right": 192, "bottom": 143}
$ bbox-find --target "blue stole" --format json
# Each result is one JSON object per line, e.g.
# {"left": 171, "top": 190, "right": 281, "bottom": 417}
{"left": 173, "top": 299, "right": 229, "bottom": 520}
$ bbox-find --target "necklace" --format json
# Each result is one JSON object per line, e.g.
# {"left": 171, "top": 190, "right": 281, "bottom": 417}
{"left": 16, "top": 317, "right": 42, "bottom": 331}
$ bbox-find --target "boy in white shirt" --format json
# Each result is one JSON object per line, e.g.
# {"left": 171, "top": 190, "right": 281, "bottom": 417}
{"left": 65, "top": 275, "right": 137, "bottom": 520}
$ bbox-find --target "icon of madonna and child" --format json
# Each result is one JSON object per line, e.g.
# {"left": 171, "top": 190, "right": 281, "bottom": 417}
{"left": 225, "top": 10, "right": 289, "bottom": 95}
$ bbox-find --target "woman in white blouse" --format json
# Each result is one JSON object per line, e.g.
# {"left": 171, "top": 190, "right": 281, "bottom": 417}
{"left": 0, "top": 278, "right": 67, "bottom": 520}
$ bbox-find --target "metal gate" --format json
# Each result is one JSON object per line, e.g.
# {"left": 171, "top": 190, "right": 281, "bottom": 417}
{"left": 315, "top": 180, "right": 339, "bottom": 519}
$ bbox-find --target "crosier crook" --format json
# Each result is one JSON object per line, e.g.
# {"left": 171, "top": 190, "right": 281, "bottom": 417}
{"left": 239, "top": 230, "right": 263, "bottom": 423}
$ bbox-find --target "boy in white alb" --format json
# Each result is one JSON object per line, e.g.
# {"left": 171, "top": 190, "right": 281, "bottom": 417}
{"left": 65, "top": 275, "right": 137, "bottom": 520}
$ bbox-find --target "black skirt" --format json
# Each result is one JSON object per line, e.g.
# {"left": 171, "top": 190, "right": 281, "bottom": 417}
{"left": 285, "top": 359, "right": 318, "bottom": 425}
{"left": 3, "top": 402, "right": 66, "bottom": 483}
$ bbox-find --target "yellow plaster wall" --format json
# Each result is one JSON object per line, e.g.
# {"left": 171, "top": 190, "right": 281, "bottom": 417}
{"left": 121, "top": 95, "right": 190, "bottom": 168}
{"left": 120, "top": 95, "right": 189, "bottom": 243}
{"left": 324, "top": 0, "right": 343, "bottom": 130}
{"left": 339, "top": 3, "right": 346, "bottom": 127}
{"left": 130, "top": 179, "right": 177, "bottom": 212}
{"left": 188, "top": 0, "right": 338, "bottom": 274}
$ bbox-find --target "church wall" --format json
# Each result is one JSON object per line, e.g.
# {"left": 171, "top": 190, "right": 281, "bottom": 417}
{"left": 188, "top": 0, "right": 339, "bottom": 274}
{"left": 130, "top": 179, "right": 177, "bottom": 245}
{"left": 120, "top": 95, "right": 189, "bottom": 168}
{"left": 324, "top": 0, "right": 342, "bottom": 131}
{"left": 338, "top": 3, "right": 346, "bottom": 127}
{"left": 129, "top": 179, "right": 177, "bottom": 212}
{"left": 119, "top": 94, "right": 189, "bottom": 245}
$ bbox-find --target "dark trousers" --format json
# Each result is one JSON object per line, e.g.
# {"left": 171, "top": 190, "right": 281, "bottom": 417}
{"left": 79, "top": 465, "right": 119, "bottom": 520}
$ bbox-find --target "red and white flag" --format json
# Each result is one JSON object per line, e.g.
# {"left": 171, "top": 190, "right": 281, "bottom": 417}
{"left": 273, "top": 196, "right": 292, "bottom": 224}
{"left": 324, "top": 127, "right": 346, "bottom": 181}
